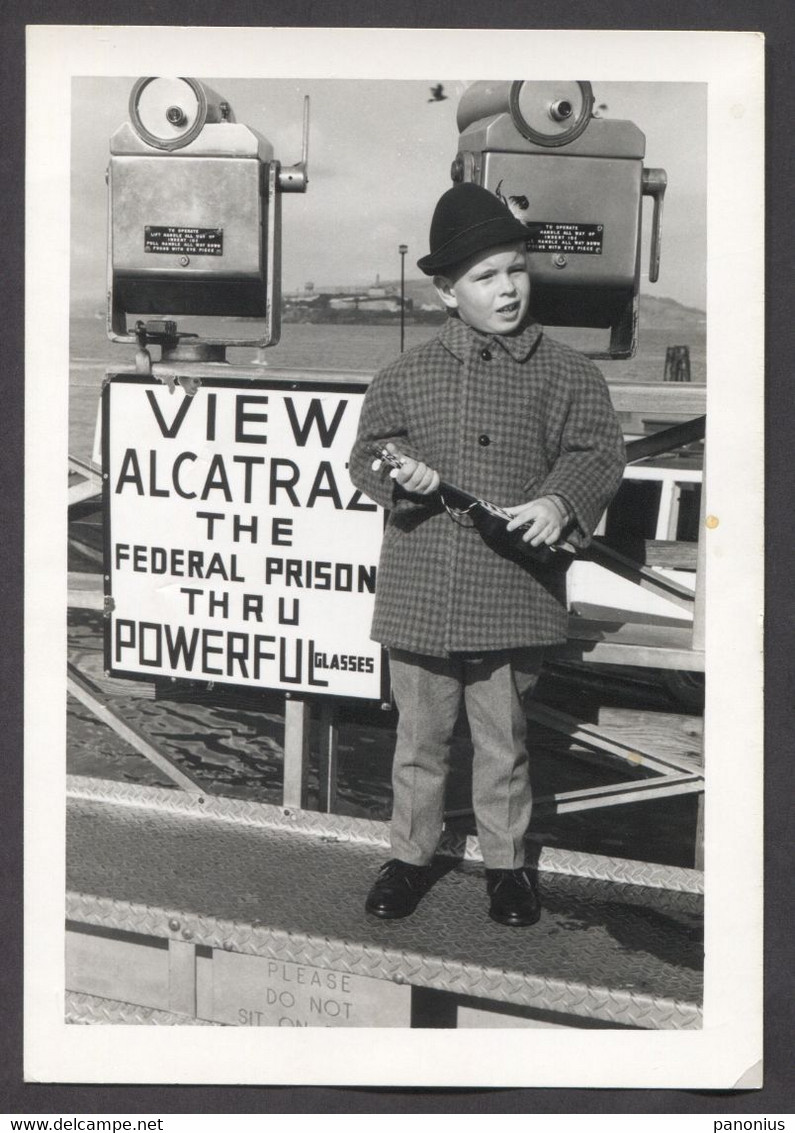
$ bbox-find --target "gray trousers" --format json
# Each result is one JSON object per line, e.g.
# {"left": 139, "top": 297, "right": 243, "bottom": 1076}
{"left": 388, "top": 647, "right": 545, "bottom": 870}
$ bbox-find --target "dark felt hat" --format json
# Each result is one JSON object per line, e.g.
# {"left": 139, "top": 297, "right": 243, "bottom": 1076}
{"left": 417, "top": 182, "right": 530, "bottom": 276}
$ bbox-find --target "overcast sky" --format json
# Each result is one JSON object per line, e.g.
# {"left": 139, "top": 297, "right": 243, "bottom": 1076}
{"left": 70, "top": 78, "right": 706, "bottom": 310}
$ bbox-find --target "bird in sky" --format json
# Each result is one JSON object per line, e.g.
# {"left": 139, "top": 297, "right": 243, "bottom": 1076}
{"left": 428, "top": 84, "right": 447, "bottom": 102}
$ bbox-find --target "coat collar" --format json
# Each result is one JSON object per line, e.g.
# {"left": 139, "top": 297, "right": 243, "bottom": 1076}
{"left": 440, "top": 315, "right": 543, "bottom": 364}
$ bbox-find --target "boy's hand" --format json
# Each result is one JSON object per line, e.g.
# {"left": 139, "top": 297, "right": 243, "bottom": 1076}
{"left": 385, "top": 442, "right": 440, "bottom": 496}
{"left": 504, "top": 496, "right": 567, "bottom": 547}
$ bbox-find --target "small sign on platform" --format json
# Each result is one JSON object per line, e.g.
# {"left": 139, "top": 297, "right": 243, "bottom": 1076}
{"left": 208, "top": 951, "right": 411, "bottom": 1028}
{"left": 103, "top": 375, "right": 387, "bottom": 700}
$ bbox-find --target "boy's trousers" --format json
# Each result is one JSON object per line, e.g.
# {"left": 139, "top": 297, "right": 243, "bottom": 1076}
{"left": 388, "top": 646, "right": 545, "bottom": 870}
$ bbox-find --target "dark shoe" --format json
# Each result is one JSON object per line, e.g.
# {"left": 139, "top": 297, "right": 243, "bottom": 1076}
{"left": 365, "top": 859, "right": 430, "bottom": 919}
{"left": 486, "top": 867, "right": 541, "bottom": 927}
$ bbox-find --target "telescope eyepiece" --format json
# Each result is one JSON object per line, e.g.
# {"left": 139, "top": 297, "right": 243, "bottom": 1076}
{"left": 550, "top": 99, "right": 573, "bottom": 122}
{"left": 128, "top": 77, "right": 222, "bottom": 150}
{"left": 166, "top": 105, "right": 188, "bottom": 127}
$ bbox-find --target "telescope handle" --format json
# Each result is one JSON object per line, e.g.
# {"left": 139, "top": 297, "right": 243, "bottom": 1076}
{"left": 642, "top": 167, "right": 667, "bottom": 284}
{"left": 278, "top": 96, "right": 310, "bottom": 193}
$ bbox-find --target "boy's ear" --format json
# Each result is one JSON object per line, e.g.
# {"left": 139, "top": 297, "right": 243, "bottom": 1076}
{"left": 433, "top": 274, "right": 459, "bottom": 311}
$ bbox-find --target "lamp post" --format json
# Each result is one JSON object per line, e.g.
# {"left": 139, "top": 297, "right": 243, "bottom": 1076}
{"left": 398, "top": 243, "right": 408, "bottom": 353}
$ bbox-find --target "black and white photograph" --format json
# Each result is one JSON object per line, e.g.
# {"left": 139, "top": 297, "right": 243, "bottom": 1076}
{"left": 24, "top": 25, "right": 764, "bottom": 1089}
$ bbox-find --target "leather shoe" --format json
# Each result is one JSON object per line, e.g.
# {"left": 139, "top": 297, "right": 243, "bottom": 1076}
{"left": 365, "top": 859, "right": 430, "bottom": 919}
{"left": 486, "top": 867, "right": 541, "bottom": 927}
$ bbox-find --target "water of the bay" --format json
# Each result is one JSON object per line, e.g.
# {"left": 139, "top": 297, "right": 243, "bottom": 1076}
{"left": 69, "top": 311, "right": 705, "bottom": 461}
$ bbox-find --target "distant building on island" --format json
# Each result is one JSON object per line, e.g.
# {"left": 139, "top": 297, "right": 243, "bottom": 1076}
{"left": 282, "top": 279, "right": 444, "bottom": 324}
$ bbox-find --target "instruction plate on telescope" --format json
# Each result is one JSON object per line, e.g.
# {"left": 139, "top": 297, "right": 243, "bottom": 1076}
{"left": 144, "top": 226, "right": 224, "bottom": 256}
{"left": 525, "top": 222, "right": 604, "bottom": 255}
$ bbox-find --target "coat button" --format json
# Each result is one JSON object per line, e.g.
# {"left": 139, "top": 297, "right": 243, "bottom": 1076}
{"left": 478, "top": 434, "right": 491, "bottom": 446}
{"left": 480, "top": 348, "right": 492, "bottom": 361}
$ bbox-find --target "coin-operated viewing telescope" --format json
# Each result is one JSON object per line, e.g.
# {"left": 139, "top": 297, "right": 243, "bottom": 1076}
{"left": 452, "top": 81, "right": 666, "bottom": 358}
{"left": 107, "top": 77, "right": 309, "bottom": 358}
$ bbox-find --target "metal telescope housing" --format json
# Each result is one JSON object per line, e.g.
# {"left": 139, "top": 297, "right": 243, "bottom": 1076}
{"left": 452, "top": 80, "right": 666, "bottom": 358}
{"left": 107, "top": 77, "right": 309, "bottom": 354}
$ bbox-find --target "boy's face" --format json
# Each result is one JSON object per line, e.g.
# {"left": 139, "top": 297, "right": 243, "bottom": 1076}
{"left": 434, "top": 243, "right": 530, "bottom": 335}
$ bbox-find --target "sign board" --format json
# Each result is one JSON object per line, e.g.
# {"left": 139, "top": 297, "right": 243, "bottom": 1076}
{"left": 208, "top": 951, "right": 411, "bottom": 1028}
{"left": 103, "top": 375, "right": 386, "bottom": 700}
{"left": 524, "top": 221, "right": 604, "bottom": 256}
{"left": 144, "top": 225, "right": 225, "bottom": 256}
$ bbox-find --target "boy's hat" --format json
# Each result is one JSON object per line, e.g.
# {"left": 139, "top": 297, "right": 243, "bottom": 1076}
{"left": 417, "top": 182, "right": 530, "bottom": 276}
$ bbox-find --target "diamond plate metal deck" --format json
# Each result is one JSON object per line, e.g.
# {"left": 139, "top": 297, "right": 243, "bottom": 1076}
{"left": 65, "top": 991, "right": 216, "bottom": 1026}
{"left": 66, "top": 779, "right": 703, "bottom": 1029}
{"left": 67, "top": 776, "right": 704, "bottom": 896}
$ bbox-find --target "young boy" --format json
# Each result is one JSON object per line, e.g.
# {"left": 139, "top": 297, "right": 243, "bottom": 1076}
{"left": 349, "top": 182, "right": 625, "bottom": 926}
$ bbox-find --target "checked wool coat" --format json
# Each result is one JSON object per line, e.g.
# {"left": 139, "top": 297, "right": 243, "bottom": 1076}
{"left": 349, "top": 316, "right": 626, "bottom": 658}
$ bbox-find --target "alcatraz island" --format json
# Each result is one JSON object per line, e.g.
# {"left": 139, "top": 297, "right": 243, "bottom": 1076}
{"left": 281, "top": 277, "right": 445, "bottom": 325}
